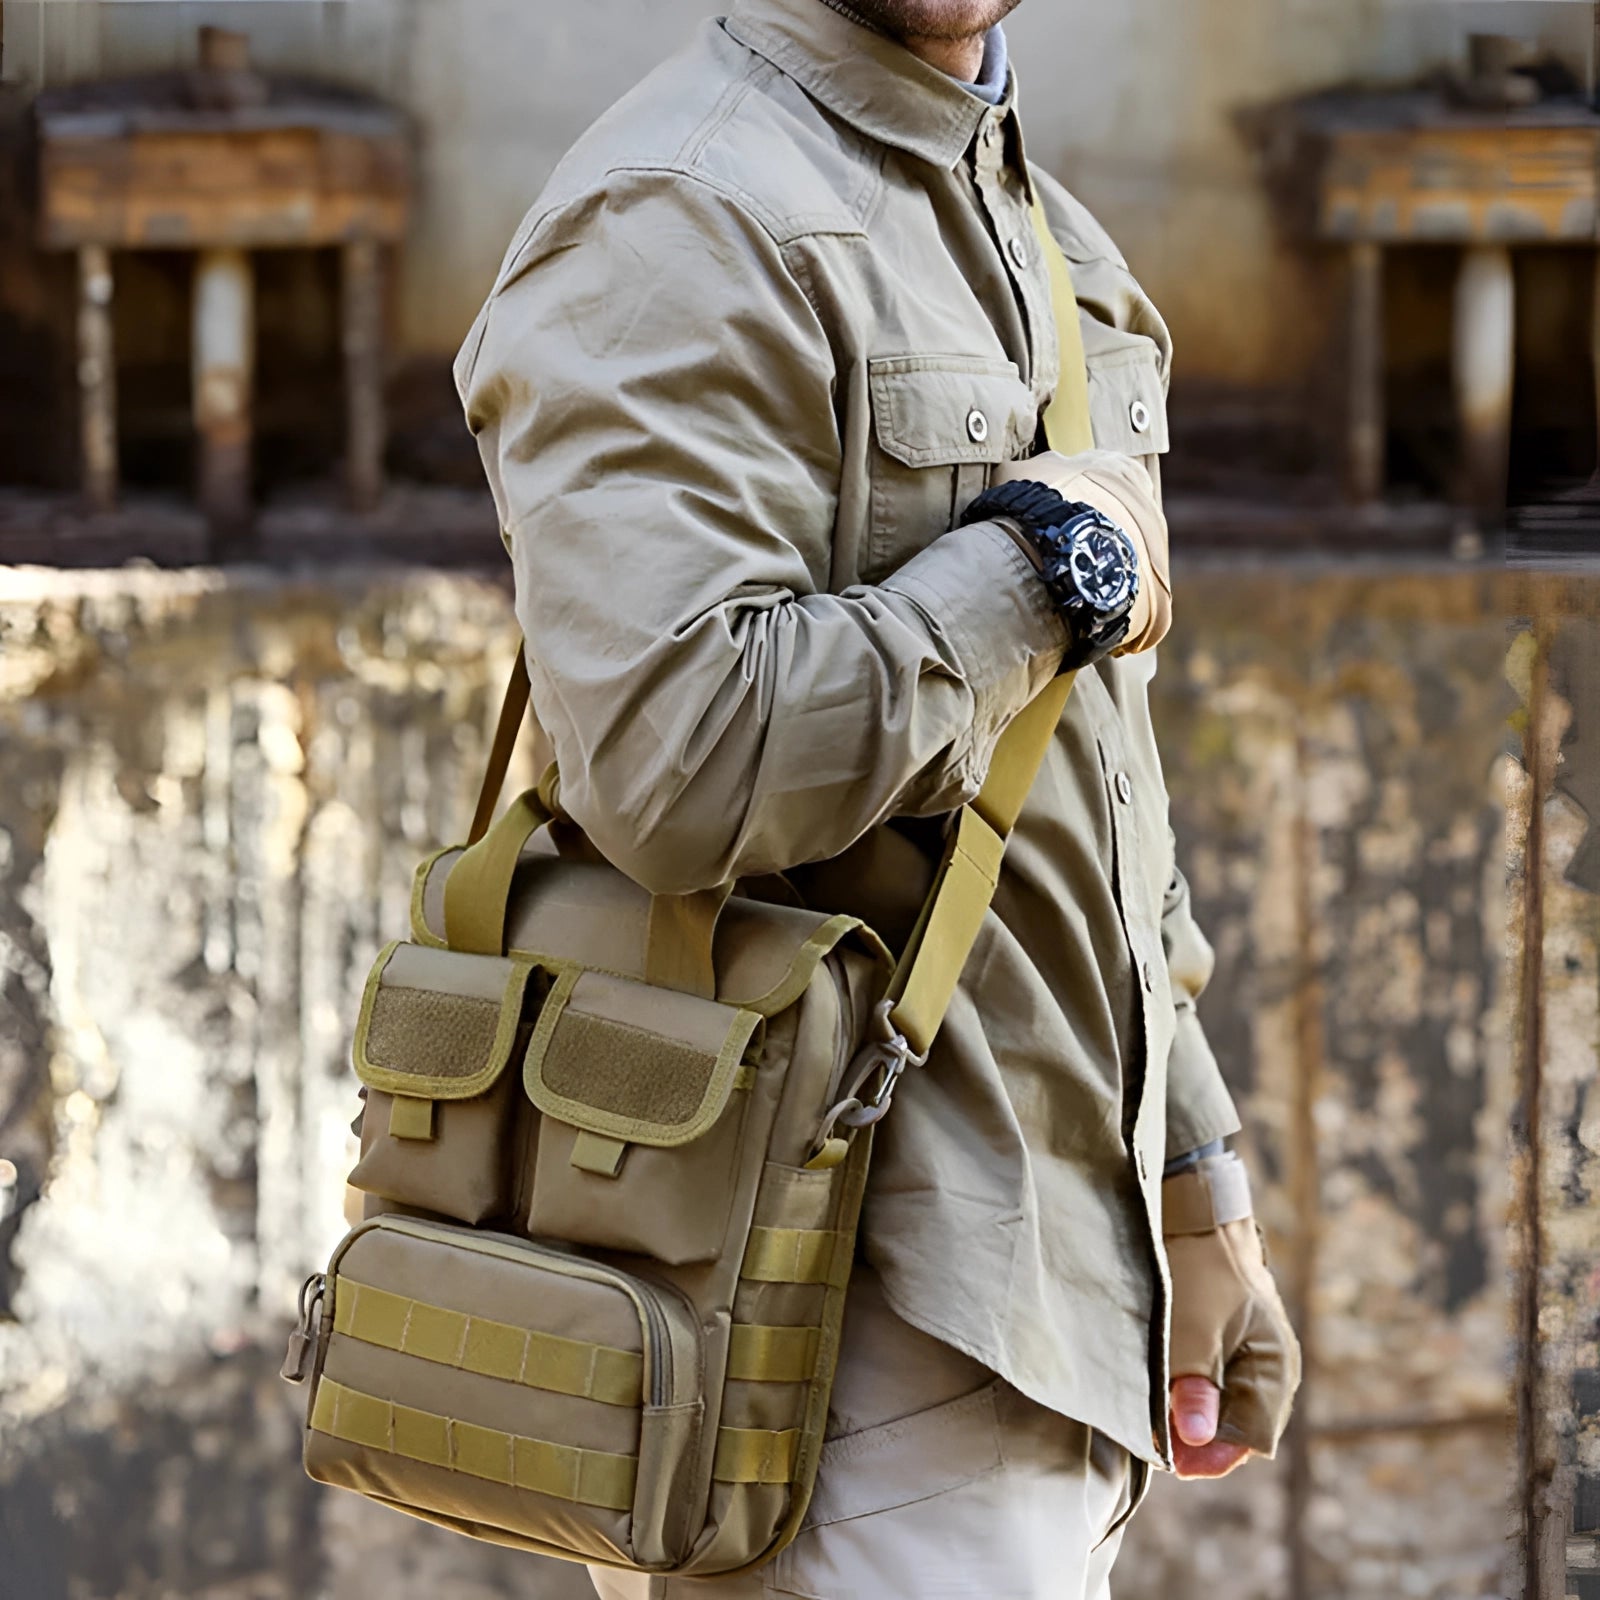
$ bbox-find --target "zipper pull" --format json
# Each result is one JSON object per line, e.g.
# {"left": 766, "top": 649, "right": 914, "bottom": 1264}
{"left": 280, "top": 1271, "right": 326, "bottom": 1384}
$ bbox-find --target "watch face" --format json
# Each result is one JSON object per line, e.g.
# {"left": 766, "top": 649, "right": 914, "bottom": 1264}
{"left": 1061, "top": 516, "right": 1136, "bottom": 616}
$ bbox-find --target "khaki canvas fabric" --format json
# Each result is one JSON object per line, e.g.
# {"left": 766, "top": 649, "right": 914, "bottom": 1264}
{"left": 456, "top": 0, "right": 1241, "bottom": 1466}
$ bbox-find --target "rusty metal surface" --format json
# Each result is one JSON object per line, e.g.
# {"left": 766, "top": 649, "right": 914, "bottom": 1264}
{"left": 33, "top": 58, "right": 411, "bottom": 251}
{"left": 35, "top": 123, "right": 412, "bottom": 250}
{"left": 1253, "top": 93, "right": 1600, "bottom": 245}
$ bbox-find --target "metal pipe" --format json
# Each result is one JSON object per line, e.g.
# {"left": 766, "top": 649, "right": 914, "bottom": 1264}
{"left": 77, "top": 245, "right": 117, "bottom": 512}
{"left": 1453, "top": 244, "right": 1515, "bottom": 519}
{"left": 192, "top": 246, "right": 255, "bottom": 543}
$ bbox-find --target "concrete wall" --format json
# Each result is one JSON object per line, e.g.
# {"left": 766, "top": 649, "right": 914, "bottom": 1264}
{"left": 3, "top": 0, "right": 1592, "bottom": 385}
{"left": 0, "top": 561, "right": 1563, "bottom": 1598}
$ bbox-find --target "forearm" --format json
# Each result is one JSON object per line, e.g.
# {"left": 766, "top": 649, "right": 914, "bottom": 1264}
{"left": 513, "top": 515, "right": 1065, "bottom": 893}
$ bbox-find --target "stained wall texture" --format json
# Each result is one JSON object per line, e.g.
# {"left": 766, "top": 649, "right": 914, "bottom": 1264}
{"left": 0, "top": 563, "right": 1562, "bottom": 1599}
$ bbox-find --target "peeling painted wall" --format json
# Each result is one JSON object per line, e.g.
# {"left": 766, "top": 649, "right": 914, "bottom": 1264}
{"left": 0, "top": 564, "right": 1561, "bottom": 1598}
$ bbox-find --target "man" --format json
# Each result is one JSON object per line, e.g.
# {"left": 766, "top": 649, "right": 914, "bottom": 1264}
{"left": 456, "top": 1, "right": 1300, "bottom": 1594}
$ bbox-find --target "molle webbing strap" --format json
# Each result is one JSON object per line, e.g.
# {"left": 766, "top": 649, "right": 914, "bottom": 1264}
{"left": 1029, "top": 196, "right": 1095, "bottom": 457}
{"left": 332, "top": 1278, "right": 644, "bottom": 1406}
{"left": 726, "top": 1323, "right": 821, "bottom": 1383}
{"left": 310, "top": 1377, "right": 637, "bottom": 1510}
{"left": 713, "top": 1426, "right": 799, "bottom": 1485}
{"left": 740, "top": 1226, "right": 851, "bottom": 1288}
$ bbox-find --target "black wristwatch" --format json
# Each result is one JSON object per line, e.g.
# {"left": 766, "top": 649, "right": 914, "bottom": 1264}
{"left": 960, "top": 478, "right": 1140, "bottom": 670}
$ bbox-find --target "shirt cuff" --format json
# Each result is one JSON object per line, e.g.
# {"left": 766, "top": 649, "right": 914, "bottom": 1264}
{"left": 879, "top": 518, "right": 1067, "bottom": 694}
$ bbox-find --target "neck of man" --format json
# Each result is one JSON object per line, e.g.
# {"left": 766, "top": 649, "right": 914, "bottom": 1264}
{"left": 900, "top": 32, "right": 986, "bottom": 80}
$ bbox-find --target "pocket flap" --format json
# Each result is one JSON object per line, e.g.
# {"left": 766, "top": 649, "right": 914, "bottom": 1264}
{"left": 353, "top": 941, "right": 535, "bottom": 1100}
{"left": 869, "top": 355, "right": 1036, "bottom": 468}
{"left": 524, "top": 968, "right": 762, "bottom": 1148}
{"left": 1086, "top": 340, "right": 1170, "bottom": 456}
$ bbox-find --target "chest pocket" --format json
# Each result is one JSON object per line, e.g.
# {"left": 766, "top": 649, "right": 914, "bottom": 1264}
{"left": 1082, "top": 321, "right": 1170, "bottom": 464}
{"left": 865, "top": 355, "right": 1038, "bottom": 582}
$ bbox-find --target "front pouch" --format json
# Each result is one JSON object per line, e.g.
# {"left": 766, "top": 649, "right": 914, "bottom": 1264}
{"left": 348, "top": 942, "right": 538, "bottom": 1224}
{"left": 523, "top": 969, "right": 767, "bottom": 1266}
{"left": 305, "top": 1214, "right": 705, "bottom": 1569}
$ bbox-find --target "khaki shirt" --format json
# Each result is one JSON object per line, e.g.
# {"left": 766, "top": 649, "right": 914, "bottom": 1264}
{"left": 457, "top": 0, "right": 1240, "bottom": 1467}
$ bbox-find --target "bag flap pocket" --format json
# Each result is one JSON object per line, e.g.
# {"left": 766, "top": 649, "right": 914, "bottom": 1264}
{"left": 525, "top": 969, "right": 762, "bottom": 1148}
{"left": 1084, "top": 334, "right": 1169, "bottom": 456}
{"left": 869, "top": 355, "right": 1036, "bottom": 468}
{"left": 353, "top": 941, "right": 535, "bottom": 1100}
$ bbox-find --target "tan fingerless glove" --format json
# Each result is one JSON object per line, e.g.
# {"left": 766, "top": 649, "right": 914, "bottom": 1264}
{"left": 994, "top": 449, "right": 1172, "bottom": 654}
{"left": 1163, "top": 1151, "right": 1302, "bottom": 1458}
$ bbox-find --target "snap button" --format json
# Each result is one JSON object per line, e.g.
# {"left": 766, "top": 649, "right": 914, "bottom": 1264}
{"left": 1115, "top": 771, "right": 1132, "bottom": 804}
{"left": 966, "top": 407, "right": 989, "bottom": 444}
{"left": 1130, "top": 399, "right": 1152, "bottom": 434}
{"left": 1008, "top": 235, "right": 1028, "bottom": 271}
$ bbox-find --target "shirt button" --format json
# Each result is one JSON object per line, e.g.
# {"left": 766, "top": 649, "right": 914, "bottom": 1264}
{"left": 1008, "top": 235, "right": 1029, "bottom": 271}
{"left": 1115, "top": 771, "right": 1132, "bottom": 804}
{"left": 1130, "top": 399, "right": 1152, "bottom": 434}
{"left": 966, "top": 407, "right": 989, "bottom": 444}
{"left": 1142, "top": 960, "right": 1155, "bottom": 993}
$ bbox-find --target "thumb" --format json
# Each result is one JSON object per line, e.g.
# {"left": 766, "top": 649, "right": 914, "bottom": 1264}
{"left": 1170, "top": 1375, "right": 1220, "bottom": 1447}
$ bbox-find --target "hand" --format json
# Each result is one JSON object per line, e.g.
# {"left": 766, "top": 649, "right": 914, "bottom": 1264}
{"left": 1169, "top": 1375, "right": 1251, "bottom": 1480}
{"left": 994, "top": 449, "right": 1171, "bottom": 654}
{"left": 1163, "top": 1154, "right": 1301, "bottom": 1477}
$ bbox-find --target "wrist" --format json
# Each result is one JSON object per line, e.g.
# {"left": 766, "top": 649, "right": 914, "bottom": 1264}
{"left": 1162, "top": 1150, "right": 1253, "bottom": 1237}
{"left": 960, "top": 480, "right": 1140, "bottom": 671}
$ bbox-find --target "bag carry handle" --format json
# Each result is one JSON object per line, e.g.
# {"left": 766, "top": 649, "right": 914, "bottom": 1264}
{"left": 446, "top": 193, "right": 1093, "bottom": 1029}
{"left": 445, "top": 653, "right": 732, "bottom": 998}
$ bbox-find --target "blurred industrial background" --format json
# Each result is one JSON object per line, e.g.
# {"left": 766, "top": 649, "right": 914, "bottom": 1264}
{"left": 0, "top": 3, "right": 1597, "bottom": 1599}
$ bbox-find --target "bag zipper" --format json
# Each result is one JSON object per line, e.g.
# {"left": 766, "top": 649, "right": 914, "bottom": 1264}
{"left": 332, "top": 1215, "right": 679, "bottom": 1407}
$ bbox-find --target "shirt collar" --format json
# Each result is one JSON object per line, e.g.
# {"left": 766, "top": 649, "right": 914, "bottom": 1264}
{"left": 724, "top": 0, "right": 1011, "bottom": 170}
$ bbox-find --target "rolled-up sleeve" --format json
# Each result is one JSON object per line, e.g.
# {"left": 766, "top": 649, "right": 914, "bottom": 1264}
{"left": 458, "top": 170, "right": 1063, "bottom": 895}
{"left": 1161, "top": 845, "right": 1242, "bottom": 1158}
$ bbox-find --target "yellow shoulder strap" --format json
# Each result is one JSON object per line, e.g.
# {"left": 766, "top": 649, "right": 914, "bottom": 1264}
{"left": 886, "top": 200, "right": 1093, "bottom": 1053}
{"left": 445, "top": 200, "right": 1093, "bottom": 1039}
{"left": 1030, "top": 196, "right": 1095, "bottom": 456}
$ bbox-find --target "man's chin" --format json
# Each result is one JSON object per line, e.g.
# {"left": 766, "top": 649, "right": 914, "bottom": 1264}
{"left": 841, "top": 0, "right": 1024, "bottom": 45}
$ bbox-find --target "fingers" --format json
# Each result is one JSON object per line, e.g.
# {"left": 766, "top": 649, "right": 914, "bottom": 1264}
{"left": 1172, "top": 1434, "right": 1252, "bottom": 1481}
{"left": 1170, "top": 1374, "right": 1220, "bottom": 1448}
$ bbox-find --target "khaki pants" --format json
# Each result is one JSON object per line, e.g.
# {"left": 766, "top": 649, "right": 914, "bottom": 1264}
{"left": 589, "top": 1269, "right": 1147, "bottom": 1600}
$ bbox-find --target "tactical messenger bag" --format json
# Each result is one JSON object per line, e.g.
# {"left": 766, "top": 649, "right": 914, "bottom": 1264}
{"left": 281, "top": 658, "right": 1070, "bottom": 1576}
{"left": 283, "top": 199, "right": 1095, "bottom": 1577}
